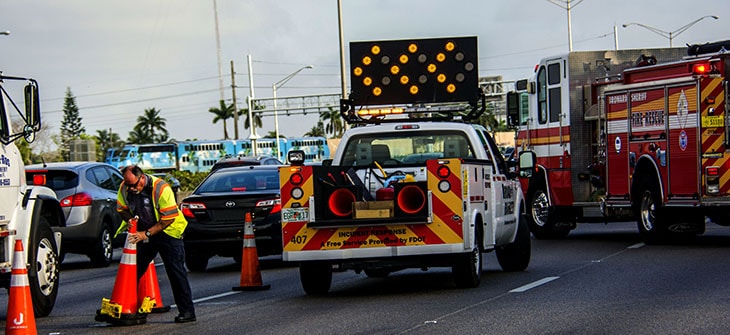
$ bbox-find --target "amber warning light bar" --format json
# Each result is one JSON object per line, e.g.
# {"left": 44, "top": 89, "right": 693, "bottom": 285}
{"left": 348, "top": 36, "right": 478, "bottom": 106}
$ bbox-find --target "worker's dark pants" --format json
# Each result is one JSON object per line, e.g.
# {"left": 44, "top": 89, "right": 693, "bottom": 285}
{"left": 137, "top": 233, "right": 195, "bottom": 316}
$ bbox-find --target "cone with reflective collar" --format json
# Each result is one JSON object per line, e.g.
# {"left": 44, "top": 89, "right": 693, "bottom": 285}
{"left": 6, "top": 240, "right": 37, "bottom": 335}
{"left": 138, "top": 260, "right": 170, "bottom": 313}
{"left": 232, "top": 212, "right": 270, "bottom": 291}
{"left": 95, "top": 217, "right": 147, "bottom": 326}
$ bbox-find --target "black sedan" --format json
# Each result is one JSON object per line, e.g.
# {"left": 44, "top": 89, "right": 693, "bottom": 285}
{"left": 25, "top": 162, "right": 125, "bottom": 267}
{"left": 179, "top": 165, "right": 282, "bottom": 271}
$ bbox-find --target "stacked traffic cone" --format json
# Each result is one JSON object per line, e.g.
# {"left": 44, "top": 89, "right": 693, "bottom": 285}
{"left": 138, "top": 260, "right": 170, "bottom": 313}
{"left": 232, "top": 212, "right": 271, "bottom": 291}
{"left": 95, "top": 217, "right": 147, "bottom": 326}
{"left": 6, "top": 240, "right": 37, "bottom": 335}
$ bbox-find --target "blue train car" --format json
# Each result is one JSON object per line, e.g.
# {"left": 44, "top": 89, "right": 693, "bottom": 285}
{"left": 177, "top": 140, "right": 237, "bottom": 173}
{"left": 105, "top": 137, "right": 330, "bottom": 173}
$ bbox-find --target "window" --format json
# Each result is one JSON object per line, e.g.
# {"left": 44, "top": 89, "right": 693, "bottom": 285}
{"left": 89, "top": 167, "right": 115, "bottom": 191}
{"left": 547, "top": 62, "right": 562, "bottom": 123}
{"left": 197, "top": 169, "right": 279, "bottom": 193}
{"left": 340, "top": 131, "right": 472, "bottom": 166}
{"left": 547, "top": 62, "right": 561, "bottom": 85}
{"left": 106, "top": 167, "right": 123, "bottom": 190}
{"left": 549, "top": 88, "right": 562, "bottom": 123}
{"left": 519, "top": 93, "right": 529, "bottom": 125}
{"left": 537, "top": 67, "right": 548, "bottom": 124}
{"left": 482, "top": 130, "right": 507, "bottom": 175}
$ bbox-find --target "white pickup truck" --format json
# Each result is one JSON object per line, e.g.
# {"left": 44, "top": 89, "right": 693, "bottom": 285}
{"left": 278, "top": 36, "right": 531, "bottom": 294}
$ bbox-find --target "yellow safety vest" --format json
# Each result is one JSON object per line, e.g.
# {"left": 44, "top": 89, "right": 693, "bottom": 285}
{"left": 116, "top": 174, "right": 187, "bottom": 239}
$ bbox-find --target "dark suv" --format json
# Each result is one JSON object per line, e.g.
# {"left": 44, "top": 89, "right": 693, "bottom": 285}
{"left": 25, "top": 162, "right": 125, "bottom": 267}
{"left": 179, "top": 165, "right": 282, "bottom": 271}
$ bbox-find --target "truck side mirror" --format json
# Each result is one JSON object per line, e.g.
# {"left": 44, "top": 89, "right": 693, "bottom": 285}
{"left": 24, "top": 81, "right": 41, "bottom": 130}
{"left": 518, "top": 150, "right": 537, "bottom": 178}
{"left": 506, "top": 91, "right": 520, "bottom": 127}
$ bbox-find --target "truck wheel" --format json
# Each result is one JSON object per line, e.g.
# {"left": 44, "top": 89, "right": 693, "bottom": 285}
{"left": 185, "top": 252, "right": 209, "bottom": 272}
{"left": 28, "top": 217, "right": 60, "bottom": 317}
{"left": 637, "top": 185, "right": 668, "bottom": 244}
{"left": 496, "top": 212, "right": 531, "bottom": 272}
{"left": 527, "top": 187, "right": 570, "bottom": 239}
{"left": 452, "top": 226, "right": 482, "bottom": 288}
{"left": 89, "top": 223, "right": 113, "bottom": 267}
{"left": 300, "top": 261, "right": 332, "bottom": 295}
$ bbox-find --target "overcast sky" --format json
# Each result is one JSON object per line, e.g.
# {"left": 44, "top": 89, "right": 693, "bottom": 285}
{"left": 1, "top": 0, "right": 728, "bottom": 151}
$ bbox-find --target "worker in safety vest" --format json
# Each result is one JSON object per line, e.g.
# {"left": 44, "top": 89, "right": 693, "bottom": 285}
{"left": 117, "top": 165, "right": 196, "bottom": 323}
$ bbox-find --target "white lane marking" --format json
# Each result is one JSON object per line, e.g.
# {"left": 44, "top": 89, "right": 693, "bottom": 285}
{"left": 509, "top": 276, "right": 560, "bottom": 293}
{"left": 170, "top": 291, "right": 241, "bottom": 308}
{"left": 627, "top": 242, "right": 645, "bottom": 249}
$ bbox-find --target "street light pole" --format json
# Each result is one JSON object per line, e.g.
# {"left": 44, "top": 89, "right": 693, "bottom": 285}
{"left": 272, "top": 65, "right": 313, "bottom": 160}
{"left": 547, "top": 0, "right": 585, "bottom": 52}
{"left": 622, "top": 15, "right": 718, "bottom": 47}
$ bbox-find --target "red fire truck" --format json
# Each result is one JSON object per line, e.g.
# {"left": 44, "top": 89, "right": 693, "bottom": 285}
{"left": 507, "top": 40, "right": 730, "bottom": 242}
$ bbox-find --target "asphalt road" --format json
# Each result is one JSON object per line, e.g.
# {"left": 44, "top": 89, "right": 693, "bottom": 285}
{"left": 2, "top": 221, "right": 730, "bottom": 334}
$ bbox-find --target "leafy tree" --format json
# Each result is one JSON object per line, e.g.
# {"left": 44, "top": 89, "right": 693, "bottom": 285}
{"left": 59, "top": 87, "right": 86, "bottom": 161}
{"left": 320, "top": 106, "right": 344, "bottom": 138}
{"left": 304, "top": 120, "right": 326, "bottom": 137}
{"left": 30, "top": 122, "right": 62, "bottom": 164}
{"left": 477, "top": 105, "right": 511, "bottom": 135}
{"left": 11, "top": 118, "right": 32, "bottom": 164}
{"left": 136, "top": 108, "right": 168, "bottom": 143}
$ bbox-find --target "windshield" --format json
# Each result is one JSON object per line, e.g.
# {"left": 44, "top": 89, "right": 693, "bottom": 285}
{"left": 340, "top": 130, "right": 474, "bottom": 166}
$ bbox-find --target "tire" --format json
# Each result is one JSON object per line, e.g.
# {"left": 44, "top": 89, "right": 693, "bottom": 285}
{"left": 89, "top": 223, "right": 113, "bottom": 267}
{"left": 300, "top": 261, "right": 332, "bottom": 295}
{"left": 452, "top": 226, "right": 482, "bottom": 288}
{"left": 185, "top": 252, "right": 209, "bottom": 272}
{"left": 637, "top": 185, "right": 668, "bottom": 244}
{"left": 496, "top": 212, "right": 531, "bottom": 272}
{"left": 527, "top": 187, "right": 570, "bottom": 239}
{"left": 27, "top": 217, "right": 60, "bottom": 317}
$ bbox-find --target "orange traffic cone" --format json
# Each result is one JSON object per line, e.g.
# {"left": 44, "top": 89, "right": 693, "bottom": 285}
{"left": 138, "top": 260, "right": 170, "bottom": 313}
{"left": 95, "top": 217, "right": 147, "bottom": 326}
{"left": 232, "top": 212, "right": 270, "bottom": 291}
{"left": 6, "top": 240, "right": 37, "bottom": 335}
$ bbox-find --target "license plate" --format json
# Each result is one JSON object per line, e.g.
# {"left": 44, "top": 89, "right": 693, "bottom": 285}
{"left": 702, "top": 115, "right": 724, "bottom": 128}
{"left": 282, "top": 208, "right": 309, "bottom": 222}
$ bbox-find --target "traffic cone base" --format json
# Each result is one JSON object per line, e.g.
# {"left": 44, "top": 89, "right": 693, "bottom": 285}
{"left": 95, "top": 218, "right": 148, "bottom": 326}
{"left": 138, "top": 261, "right": 171, "bottom": 313}
{"left": 6, "top": 240, "right": 37, "bottom": 335}
{"left": 232, "top": 212, "right": 271, "bottom": 291}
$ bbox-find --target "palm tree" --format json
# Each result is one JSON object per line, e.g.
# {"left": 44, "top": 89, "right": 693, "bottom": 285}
{"left": 209, "top": 100, "right": 235, "bottom": 140}
{"left": 304, "top": 121, "right": 326, "bottom": 137}
{"left": 94, "top": 129, "right": 124, "bottom": 159}
{"left": 127, "top": 124, "right": 153, "bottom": 144}
{"left": 242, "top": 106, "right": 263, "bottom": 135}
{"left": 263, "top": 130, "right": 287, "bottom": 139}
{"left": 320, "top": 106, "right": 344, "bottom": 138}
{"left": 136, "top": 108, "right": 168, "bottom": 142}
